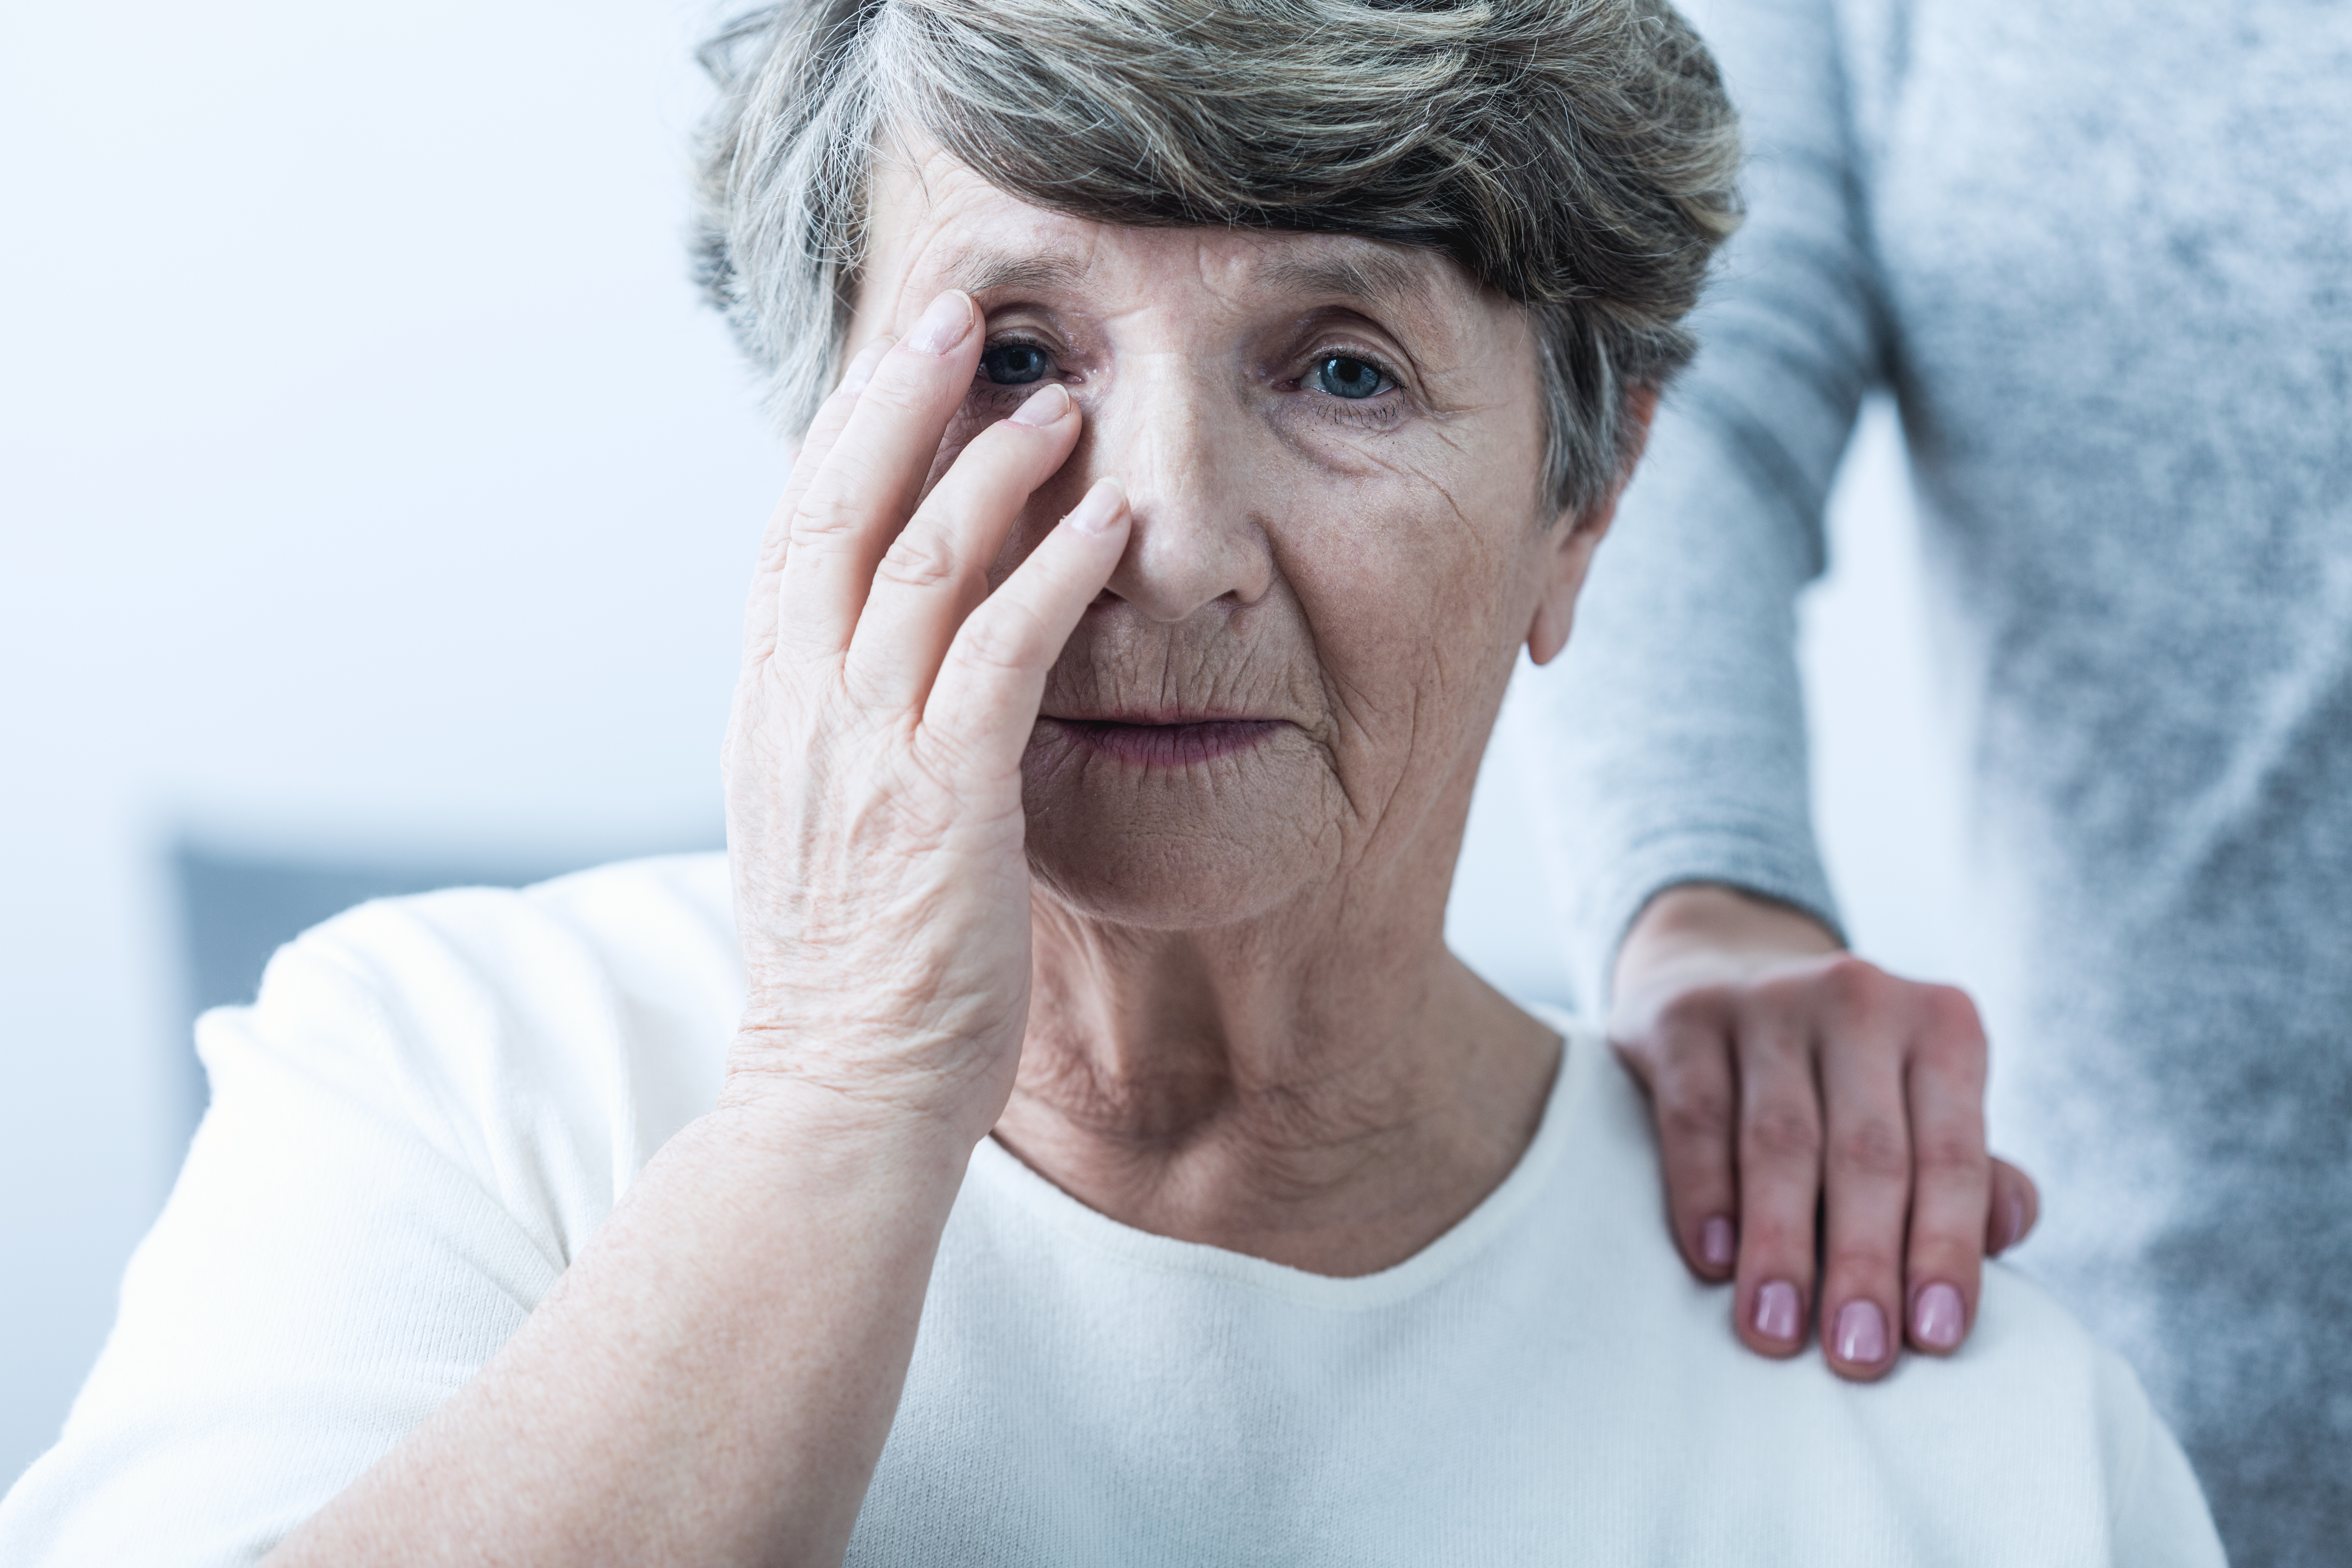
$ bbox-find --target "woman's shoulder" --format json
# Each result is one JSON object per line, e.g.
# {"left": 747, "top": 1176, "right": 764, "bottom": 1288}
{"left": 253, "top": 850, "right": 741, "bottom": 1096}
{"left": 0, "top": 855, "right": 744, "bottom": 1564}
{"left": 1532, "top": 1002, "right": 2166, "bottom": 1400}
{"left": 1518, "top": 1006, "right": 2221, "bottom": 1559}
{"left": 206, "top": 852, "right": 742, "bottom": 1247}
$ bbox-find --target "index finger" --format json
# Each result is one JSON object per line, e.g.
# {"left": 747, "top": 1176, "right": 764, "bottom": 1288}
{"left": 1617, "top": 994, "right": 1743, "bottom": 1281}
{"left": 743, "top": 334, "right": 893, "bottom": 667}
{"left": 774, "top": 290, "right": 984, "bottom": 662}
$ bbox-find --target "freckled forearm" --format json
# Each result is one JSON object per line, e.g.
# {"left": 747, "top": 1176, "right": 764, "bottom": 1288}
{"left": 265, "top": 1083, "right": 975, "bottom": 1568}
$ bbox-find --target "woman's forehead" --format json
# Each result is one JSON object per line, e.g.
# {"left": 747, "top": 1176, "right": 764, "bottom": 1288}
{"left": 860, "top": 147, "right": 1491, "bottom": 328}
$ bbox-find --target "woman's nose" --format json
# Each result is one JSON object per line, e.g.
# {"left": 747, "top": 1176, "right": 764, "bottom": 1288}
{"left": 1086, "top": 374, "right": 1274, "bottom": 623}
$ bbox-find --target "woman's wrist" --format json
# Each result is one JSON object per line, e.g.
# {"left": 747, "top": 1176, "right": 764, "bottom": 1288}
{"left": 1613, "top": 882, "right": 1842, "bottom": 1007}
{"left": 710, "top": 1034, "right": 995, "bottom": 1181}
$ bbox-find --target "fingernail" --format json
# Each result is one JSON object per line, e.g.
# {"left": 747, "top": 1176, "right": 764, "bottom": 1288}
{"left": 1914, "top": 1283, "right": 1965, "bottom": 1350}
{"left": 1065, "top": 479, "right": 1126, "bottom": 536}
{"left": 1753, "top": 1281, "right": 1802, "bottom": 1343}
{"left": 1699, "top": 1216, "right": 1736, "bottom": 1271}
{"left": 838, "top": 335, "right": 892, "bottom": 395}
{"left": 1009, "top": 383, "right": 1070, "bottom": 428}
{"left": 906, "top": 290, "right": 974, "bottom": 355}
{"left": 1833, "top": 1300, "right": 1888, "bottom": 1364}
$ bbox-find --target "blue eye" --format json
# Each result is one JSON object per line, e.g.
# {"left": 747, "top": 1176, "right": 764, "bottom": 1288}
{"left": 980, "top": 342, "right": 1051, "bottom": 385}
{"left": 1313, "top": 355, "right": 1390, "bottom": 400}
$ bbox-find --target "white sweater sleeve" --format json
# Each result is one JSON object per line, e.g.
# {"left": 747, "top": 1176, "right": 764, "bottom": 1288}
{"left": 0, "top": 890, "right": 640, "bottom": 1567}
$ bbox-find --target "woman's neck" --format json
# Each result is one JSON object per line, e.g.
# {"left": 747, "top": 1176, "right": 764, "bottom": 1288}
{"left": 991, "top": 880, "right": 1561, "bottom": 1277}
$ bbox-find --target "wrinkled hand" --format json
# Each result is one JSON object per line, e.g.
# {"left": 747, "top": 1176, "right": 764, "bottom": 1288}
{"left": 1612, "top": 885, "right": 2038, "bottom": 1381}
{"left": 721, "top": 291, "right": 1130, "bottom": 1145}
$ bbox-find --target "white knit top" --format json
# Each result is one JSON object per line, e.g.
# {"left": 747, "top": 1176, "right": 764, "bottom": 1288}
{"left": 0, "top": 854, "right": 2223, "bottom": 1565}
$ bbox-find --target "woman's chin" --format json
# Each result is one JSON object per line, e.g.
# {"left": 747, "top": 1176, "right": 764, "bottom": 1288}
{"left": 1026, "top": 855, "right": 1296, "bottom": 929}
{"left": 1020, "top": 734, "right": 1337, "bottom": 930}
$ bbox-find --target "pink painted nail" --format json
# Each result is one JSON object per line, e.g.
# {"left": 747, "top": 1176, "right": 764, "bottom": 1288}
{"left": 1699, "top": 1216, "right": 1736, "bottom": 1271}
{"left": 1753, "top": 1281, "right": 1802, "bottom": 1343}
{"left": 1010, "top": 383, "right": 1070, "bottom": 428}
{"left": 1914, "top": 1283, "right": 1965, "bottom": 1350}
{"left": 906, "top": 290, "right": 974, "bottom": 355}
{"left": 1833, "top": 1301, "right": 1888, "bottom": 1364}
{"left": 1065, "top": 479, "right": 1126, "bottom": 536}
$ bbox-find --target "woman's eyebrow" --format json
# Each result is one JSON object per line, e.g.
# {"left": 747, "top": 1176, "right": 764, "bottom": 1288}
{"left": 1262, "top": 252, "right": 1432, "bottom": 310}
{"left": 949, "top": 252, "right": 1089, "bottom": 295}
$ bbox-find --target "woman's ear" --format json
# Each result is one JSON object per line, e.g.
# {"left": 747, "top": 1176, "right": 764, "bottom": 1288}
{"left": 1526, "top": 384, "right": 1659, "bottom": 666}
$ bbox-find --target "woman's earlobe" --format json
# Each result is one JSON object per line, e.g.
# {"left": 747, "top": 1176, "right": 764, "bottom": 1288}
{"left": 1526, "top": 599, "right": 1575, "bottom": 666}
{"left": 1525, "top": 498, "right": 1613, "bottom": 665}
{"left": 1526, "top": 385, "right": 1659, "bottom": 666}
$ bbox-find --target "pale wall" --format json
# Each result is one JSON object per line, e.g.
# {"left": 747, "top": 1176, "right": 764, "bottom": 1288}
{"left": 0, "top": 0, "right": 1979, "bottom": 1487}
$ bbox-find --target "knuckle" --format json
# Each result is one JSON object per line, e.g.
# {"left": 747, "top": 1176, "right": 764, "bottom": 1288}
{"left": 908, "top": 729, "right": 987, "bottom": 794}
{"left": 1659, "top": 1092, "right": 1738, "bottom": 1150}
{"left": 1821, "top": 951, "right": 1878, "bottom": 987}
{"left": 1916, "top": 990, "right": 1990, "bottom": 1067}
{"left": 1924, "top": 982, "right": 1985, "bottom": 1031}
{"left": 875, "top": 524, "right": 958, "bottom": 591}
{"left": 1817, "top": 952, "right": 1886, "bottom": 1015}
{"left": 1911, "top": 1029, "right": 1979, "bottom": 1080}
{"left": 1727, "top": 1015, "right": 1808, "bottom": 1073}
{"left": 1828, "top": 1118, "right": 1910, "bottom": 1182}
{"left": 792, "top": 487, "right": 869, "bottom": 546}
{"left": 755, "top": 503, "right": 798, "bottom": 568}
{"left": 953, "top": 600, "right": 1047, "bottom": 675}
{"left": 1912, "top": 1126, "right": 1988, "bottom": 1182}
{"left": 1744, "top": 1103, "right": 1822, "bottom": 1165}
{"left": 1745, "top": 973, "right": 1827, "bottom": 1035}
{"left": 1655, "top": 984, "right": 1736, "bottom": 1035}
{"left": 1651, "top": 1056, "right": 1734, "bottom": 1127}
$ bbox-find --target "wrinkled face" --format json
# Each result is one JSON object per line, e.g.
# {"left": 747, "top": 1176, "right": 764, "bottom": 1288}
{"left": 850, "top": 148, "right": 1598, "bottom": 931}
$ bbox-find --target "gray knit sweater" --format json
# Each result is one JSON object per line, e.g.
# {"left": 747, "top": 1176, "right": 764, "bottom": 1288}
{"left": 1527, "top": 0, "right": 2352, "bottom": 1559}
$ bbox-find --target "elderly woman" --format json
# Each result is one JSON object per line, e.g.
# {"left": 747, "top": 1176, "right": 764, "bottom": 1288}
{"left": 0, "top": 0, "right": 2219, "bottom": 1563}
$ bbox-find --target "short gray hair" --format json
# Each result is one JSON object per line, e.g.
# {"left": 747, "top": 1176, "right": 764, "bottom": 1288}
{"left": 693, "top": 0, "right": 1740, "bottom": 512}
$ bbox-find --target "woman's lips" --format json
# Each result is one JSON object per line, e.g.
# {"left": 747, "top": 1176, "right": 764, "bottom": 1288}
{"left": 1040, "top": 716, "right": 1284, "bottom": 766}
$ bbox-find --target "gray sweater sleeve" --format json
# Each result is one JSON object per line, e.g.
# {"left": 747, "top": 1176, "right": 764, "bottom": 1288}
{"left": 1523, "top": 0, "right": 1877, "bottom": 1008}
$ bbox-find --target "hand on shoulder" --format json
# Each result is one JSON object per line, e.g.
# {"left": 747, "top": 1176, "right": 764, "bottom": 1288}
{"left": 1611, "top": 883, "right": 2038, "bottom": 1381}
